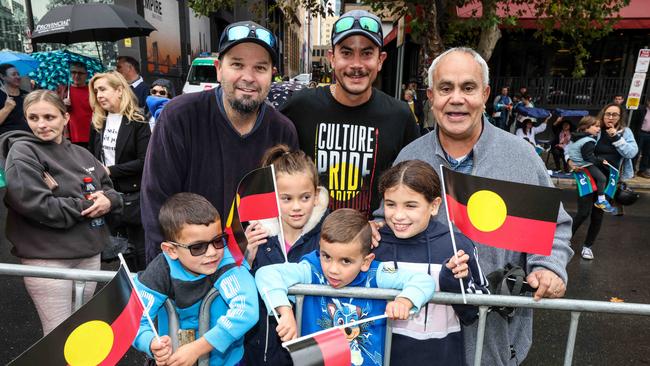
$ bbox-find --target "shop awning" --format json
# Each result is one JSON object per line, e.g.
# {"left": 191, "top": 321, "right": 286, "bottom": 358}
{"left": 456, "top": 0, "right": 650, "bottom": 30}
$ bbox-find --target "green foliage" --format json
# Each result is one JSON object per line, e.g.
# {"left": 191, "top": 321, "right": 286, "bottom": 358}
{"left": 187, "top": 0, "right": 631, "bottom": 77}
{"left": 187, "top": 0, "right": 235, "bottom": 18}
{"left": 359, "top": 0, "right": 630, "bottom": 77}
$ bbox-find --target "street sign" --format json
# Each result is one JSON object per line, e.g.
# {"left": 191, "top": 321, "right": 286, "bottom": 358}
{"left": 634, "top": 49, "right": 650, "bottom": 73}
{"left": 626, "top": 72, "right": 646, "bottom": 110}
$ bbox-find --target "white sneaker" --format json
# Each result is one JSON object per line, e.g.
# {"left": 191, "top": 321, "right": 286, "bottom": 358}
{"left": 581, "top": 247, "right": 594, "bottom": 260}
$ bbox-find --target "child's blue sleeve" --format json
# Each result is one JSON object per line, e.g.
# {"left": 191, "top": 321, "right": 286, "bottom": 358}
{"left": 132, "top": 275, "right": 168, "bottom": 357}
{"left": 376, "top": 262, "right": 436, "bottom": 311}
{"left": 203, "top": 265, "right": 259, "bottom": 353}
{"left": 255, "top": 261, "right": 313, "bottom": 314}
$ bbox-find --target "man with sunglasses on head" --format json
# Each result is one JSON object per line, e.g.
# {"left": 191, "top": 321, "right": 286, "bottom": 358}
{"left": 280, "top": 9, "right": 419, "bottom": 218}
{"left": 140, "top": 21, "right": 298, "bottom": 264}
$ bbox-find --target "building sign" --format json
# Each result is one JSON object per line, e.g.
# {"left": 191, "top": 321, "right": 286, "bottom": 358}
{"left": 626, "top": 73, "right": 646, "bottom": 110}
{"left": 143, "top": 0, "right": 181, "bottom": 75}
{"left": 634, "top": 49, "right": 650, "bottom": 73}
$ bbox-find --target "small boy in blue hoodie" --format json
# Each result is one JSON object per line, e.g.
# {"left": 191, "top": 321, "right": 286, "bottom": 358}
{"left": 132, "top": 193, "right": 258, "bottom": 366}
{"left": 256, "top": 209, "right": 435, "bottom": 366}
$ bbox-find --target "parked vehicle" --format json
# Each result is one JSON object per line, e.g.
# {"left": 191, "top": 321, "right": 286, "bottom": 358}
{"left": 290, "top": 73, "right": 311, "bottom": 85}
{"left": 182, "top": 55, "right": 219, "bottom": 94}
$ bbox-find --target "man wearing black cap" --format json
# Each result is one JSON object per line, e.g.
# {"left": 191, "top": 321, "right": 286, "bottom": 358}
{"left": 140, "top": 21, "right": 298, "bottom": 263}
{"left": 280, "top": 9, "right": 419, "bottom": 217}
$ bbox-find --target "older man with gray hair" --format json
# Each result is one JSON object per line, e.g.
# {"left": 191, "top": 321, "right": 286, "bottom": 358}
{"left": 389, "top": 47, "right": 574, "bottom": 365}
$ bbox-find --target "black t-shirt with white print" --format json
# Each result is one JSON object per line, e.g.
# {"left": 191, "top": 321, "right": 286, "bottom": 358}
{"left": 280, "top": 86, "right": 420, "bottom": 217}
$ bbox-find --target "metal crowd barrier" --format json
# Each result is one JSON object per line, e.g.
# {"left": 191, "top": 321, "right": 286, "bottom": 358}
{"left": 2, "top": 263, "right": 650, "bottom": 366}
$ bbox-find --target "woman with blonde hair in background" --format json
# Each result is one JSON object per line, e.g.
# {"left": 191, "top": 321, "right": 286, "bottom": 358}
{"left": 88, "top": 71, "right": 151, "bottom": 270}
{"left": 0, "top": 90, "right": 121, "bottom": 334}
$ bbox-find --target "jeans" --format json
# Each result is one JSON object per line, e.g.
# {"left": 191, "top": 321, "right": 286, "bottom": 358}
{"left": 572, "top": 193, "right": 604, "bottom": 248}
{"left": 638, "top": 131, "right": 650, "bottom": 172}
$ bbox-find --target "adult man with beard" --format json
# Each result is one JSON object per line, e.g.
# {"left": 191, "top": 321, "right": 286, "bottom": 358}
{"left": 140, "top": 21, "right": 298, "bottom": 262}
{"left": 280, "top": 10, "right": 419, "bottom": 217}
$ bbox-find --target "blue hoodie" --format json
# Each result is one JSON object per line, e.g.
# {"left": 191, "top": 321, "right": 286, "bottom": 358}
{"left": 245, "top": 187, "right": 329, "bottom": 366}
{"left": 133, "top": 248, "right": 259, "bottom": 366}
{"left": 256, "top": 250, "right": 435, "bottom": 366}
{"left": 372, "top": 219, "right": 489, "bottom": 365}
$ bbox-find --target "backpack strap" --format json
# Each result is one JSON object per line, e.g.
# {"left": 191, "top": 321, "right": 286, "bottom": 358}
{"left": 211, "top": 263, "right": 237, "bottom": 283}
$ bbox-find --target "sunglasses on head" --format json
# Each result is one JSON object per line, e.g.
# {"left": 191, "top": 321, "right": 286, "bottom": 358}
{"left": 168, "top": 233, "right": 228, "bottom": 256}
{"left": 225, "top": 25, "right": 276, "bottom": 48}
{"left": 333, "top": 16, "right": 381, "bottom": 36}
{"left": 150, "top": 88, "right": 168, "bottom": 97}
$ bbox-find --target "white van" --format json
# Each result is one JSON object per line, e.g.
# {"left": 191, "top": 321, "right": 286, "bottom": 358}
{"left": 182, "top": 56, "right": 219, "bottom": 94}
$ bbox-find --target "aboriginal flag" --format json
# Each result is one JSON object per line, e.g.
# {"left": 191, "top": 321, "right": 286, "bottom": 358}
{"left": 225, "top": 199, "right": 249, "bottom": 266}
{"left": 237, "top": 166, "right": 279, "bottom": 222}
{"left": 442, "top": 166, "right": 561, "bottom": 256}
{"left": 8, "top": 265, "right": 144, "bottom": 366}
{"left": 284, "top": 327, "right": 351, "bottom": 366}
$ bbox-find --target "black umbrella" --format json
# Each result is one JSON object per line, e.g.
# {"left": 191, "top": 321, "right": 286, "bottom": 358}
{"left": 32, "top": 3, "right": 155, "bottom": 44}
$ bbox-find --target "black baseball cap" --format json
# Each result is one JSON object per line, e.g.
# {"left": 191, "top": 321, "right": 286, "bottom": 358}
{"left": 218, "top": 21, "right": 278, "bottom": 64}
{"left": 331, "top": 10, "right": 383, "bottom": 47}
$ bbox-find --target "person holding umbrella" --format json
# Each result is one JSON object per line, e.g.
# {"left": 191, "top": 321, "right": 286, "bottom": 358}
{"left": 0, "top": 64, "right": 31, "bottom": 135}
{"left": 57, "top": 62, "right": 92, "bottom": 149}
{"left": 88, "top": 71, "right": 151, "bottom": 271}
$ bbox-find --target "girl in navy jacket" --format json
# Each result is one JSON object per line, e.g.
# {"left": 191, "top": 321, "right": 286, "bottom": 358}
{"left": 373, "top": 160, "right": 489, "bottom": 365}
{"left": 243, "top": 144, "right": 329, "bottom": 365}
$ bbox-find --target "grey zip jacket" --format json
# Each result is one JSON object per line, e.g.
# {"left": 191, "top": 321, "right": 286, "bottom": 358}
{"left": 377, "top": 118, "right": 573, "bottom": 366}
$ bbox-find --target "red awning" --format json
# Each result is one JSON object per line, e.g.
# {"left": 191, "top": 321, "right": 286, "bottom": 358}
{"left": 383, "top": 15, "right": 412, "bottom": 46}
{"left": 456, "top": 0, "right": 650, "bottom": 29}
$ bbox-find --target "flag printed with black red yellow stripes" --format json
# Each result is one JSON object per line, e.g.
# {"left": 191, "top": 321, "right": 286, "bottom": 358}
{"left": 442, "top": 166, "right": 561, "bottom": 256}
{"left": 8, "top": 265, "right": 144, "bottom": 366}
{"left": 226, "top": 199, "right": 249, "bottom": 266}
{"left": 237, "top": 165, "right": 279, "bottom": 222}
{"left": 284, "top": 327, "right": 351, "bottom": 366}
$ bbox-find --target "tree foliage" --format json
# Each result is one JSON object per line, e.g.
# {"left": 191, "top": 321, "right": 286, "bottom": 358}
{"left": 188, "top": 0, "right": 631, "bottom": 77}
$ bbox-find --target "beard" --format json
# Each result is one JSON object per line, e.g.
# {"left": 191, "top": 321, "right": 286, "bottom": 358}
{"left": 223, "top": 81, "right": 267, "bottom": 115}
{"left": 229, "top": 95, "right": 263, "bottom": 114}
{"left": 337, "top": 69, "right": 372, "bottom": 95}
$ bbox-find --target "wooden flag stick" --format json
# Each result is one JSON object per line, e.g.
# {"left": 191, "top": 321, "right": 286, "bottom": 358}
{"left": 262, "top": 288, "right": 281, "bottom": 324}
{"left": 270, "top": 164, "right": 288, "bottom": 263}
{"left": 439, "top": 165, "right": 467, "bottom": 305}
{"left": 118, "top": 253, "right": 161, "bottom": 342}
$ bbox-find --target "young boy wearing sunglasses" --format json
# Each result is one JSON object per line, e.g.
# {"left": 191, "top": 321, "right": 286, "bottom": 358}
{"left": 132, "top": 192, "right": 258, "bottom": 366}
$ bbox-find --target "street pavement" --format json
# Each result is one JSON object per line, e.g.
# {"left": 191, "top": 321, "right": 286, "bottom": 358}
{"left": 0, "top": 187, "right": 649, "bottom": 365}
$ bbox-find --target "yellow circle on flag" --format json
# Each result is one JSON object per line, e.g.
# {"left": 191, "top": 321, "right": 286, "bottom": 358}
{"left": 64, "top": 320, "right": 114, "bottom": 366}
{"left": 467, "top": 190, "right": 507, "bottom": 232}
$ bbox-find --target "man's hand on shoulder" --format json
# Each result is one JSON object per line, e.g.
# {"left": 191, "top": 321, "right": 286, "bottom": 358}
{"left": 526, "top": 269, "right": 566, "bottom": 301}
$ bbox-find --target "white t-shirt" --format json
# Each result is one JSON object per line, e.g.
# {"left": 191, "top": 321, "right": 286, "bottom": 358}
{"left": 102, "top": 113, "right": 121, "bottom": 167}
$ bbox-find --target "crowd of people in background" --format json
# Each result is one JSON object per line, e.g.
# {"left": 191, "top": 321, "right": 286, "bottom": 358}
{"left": 0, "top": 6, "right": 647, "bottom": 366}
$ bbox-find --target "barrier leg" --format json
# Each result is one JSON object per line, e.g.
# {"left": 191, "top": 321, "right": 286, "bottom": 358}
{"left": 295, "top": 295, "right": 304, "bottom": 336}
{"left": 197, "top": 288, "right": 219, "bottom": 366}
{"left": 474, "top": 306, "right": 489, "bottom": 366}
{"left": 563, "top": 311, "right": 581, "bottom": 366}
{"left": 164, "top": 300, "right": 180, "bottom": 352}
{"left": 73, "top": 280, "right": 86, "bottom": 311}
{"left": 383, "top": 318, "right": 393, "bottom": 366}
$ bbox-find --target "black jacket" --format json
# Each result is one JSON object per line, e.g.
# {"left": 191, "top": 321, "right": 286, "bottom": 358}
{"left": 132, "top": 79, "right": 150, "bottom": 109}
{"left": 88, "top": 115, "right": 151, "bottom": 193}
